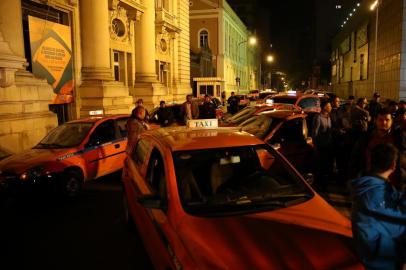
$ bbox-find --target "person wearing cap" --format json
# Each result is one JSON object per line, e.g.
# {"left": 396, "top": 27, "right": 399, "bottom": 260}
{"left": 367, "top": 92, "right": 382, "bottom": 127}
{"left": 200, "top": 95, "right": 216, "bottom": 119}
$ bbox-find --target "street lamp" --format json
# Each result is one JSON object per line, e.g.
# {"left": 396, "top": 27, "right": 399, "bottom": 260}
{"left": 266, "top": 54, "right": 274, "bottom": 89}
{"left": 370, "top": 0, "right": 380, "bottom": 92}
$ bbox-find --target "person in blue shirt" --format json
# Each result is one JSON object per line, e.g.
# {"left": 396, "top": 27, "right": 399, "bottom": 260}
{"left": 351, "top": 143, "right": 406, "bottom": 270}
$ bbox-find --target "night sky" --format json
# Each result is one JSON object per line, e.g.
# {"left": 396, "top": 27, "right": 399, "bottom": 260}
{"left": 228, "top": 0, "right": 359, "bottom": 88}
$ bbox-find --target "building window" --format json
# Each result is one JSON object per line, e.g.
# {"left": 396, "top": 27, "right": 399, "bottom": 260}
{"left": 156, "top": 61, "right": 170, "bottom": 86}
{"left": 113, "top": 51, "right": 120, "bottom": 81}
{"left": 360, "top": 54, "right": 365, "bottom": 80}
{"left": 199, "top": 30, "right": 209, "bottom": 48}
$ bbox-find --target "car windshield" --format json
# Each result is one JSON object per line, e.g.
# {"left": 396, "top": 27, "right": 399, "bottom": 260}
{"left": 173, "top": 145, "right": 312, "bottom": 216}
{"left": 272, "top": 97, "right": 297, "bottom": 104}
{"left": 227, "top": 107, "right": 257, "bottom": 124}
{"left": 35, "top": 122, "right": 94, "bottom": 148}
{"left": 239, "top": 115, "right": 282, "bottom": 139}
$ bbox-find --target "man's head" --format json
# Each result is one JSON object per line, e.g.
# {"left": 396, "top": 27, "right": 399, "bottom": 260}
{"left": 321, "top": 100, "right": 332, "bottom": 114}
{"left": 375, "top": 108, "right": 393, "bottom": 132}
{"left": 332, "top": 97, "right": 340, "bottom": 109}
{"left": 357, "top": 97, "right": 368, "bottom": 109}
{"left": 204, "top": 94, "right": 210, "bottom": 103}
{"left": 388, "top": 100, "right": 398, "bottom": 114}
{"left": 136, "top": 98, "right": 144, "bottom": 106}
{"left": 160, "top": 100, "right": 166, "bottom": 108}
{"left": 231, "top": 91, "right": 235, "bottom": 96}
{"left": 370, "top": 143, "right": 398, "bottom": 175}
{"left": 186, "top": 94, "right": 192, "bottom": 103}
{"left": 373, "top": 92, "right": 381, "bottom": 102}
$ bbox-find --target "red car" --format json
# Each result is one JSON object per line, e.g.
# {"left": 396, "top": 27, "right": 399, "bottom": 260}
{"left": 122, "top": 120, "right": 364, "bottom": 270}
{"left": 261, "top": 93, "right": 321, "bottom": 113}
{"left": 239, "top": 110, "right": 315, "bottom": 174}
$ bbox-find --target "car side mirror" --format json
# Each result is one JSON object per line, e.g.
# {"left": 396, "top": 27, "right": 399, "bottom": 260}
{"left": 304, "top": 173, "right": 314, "bottom": 185}
{"left": 138, "top": 194, "right": 167, "bottom": 211}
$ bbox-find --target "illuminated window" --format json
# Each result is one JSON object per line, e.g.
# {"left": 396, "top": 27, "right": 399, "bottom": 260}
{"left": 199, "top": 30, "right": 209, "bottom": 48}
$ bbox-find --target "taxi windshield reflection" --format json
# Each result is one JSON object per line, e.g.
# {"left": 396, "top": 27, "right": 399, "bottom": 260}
{"left": 35, "top": 122, "right": 94, "bottom": 149}
{"left": 173, "top": 145, "right": 313, "bottom": 216}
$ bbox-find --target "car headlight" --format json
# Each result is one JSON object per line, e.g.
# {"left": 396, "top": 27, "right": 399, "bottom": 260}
{"left": 19, "top": 166, "right": 47, "bottom": 181}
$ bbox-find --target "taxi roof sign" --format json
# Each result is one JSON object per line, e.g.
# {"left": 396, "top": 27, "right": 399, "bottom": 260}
{"left": 187, "top": 119, "right": 218, "bottom": 129}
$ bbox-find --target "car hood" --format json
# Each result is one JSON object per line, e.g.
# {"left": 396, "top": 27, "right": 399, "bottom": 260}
{"left": 178, "top": 196, "right": 363, "bottom": 270}
{"left": 0, "top": 148, "right": 73, "bottom": 174}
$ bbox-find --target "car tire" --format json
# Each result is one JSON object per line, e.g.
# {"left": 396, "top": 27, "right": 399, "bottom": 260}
{"left": 61, "top": 170, "right": 83, "bottom": 198}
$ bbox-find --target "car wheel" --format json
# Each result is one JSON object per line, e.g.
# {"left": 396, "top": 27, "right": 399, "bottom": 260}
{"left": 61, "top": 170, "right": 83, "bottom": 197}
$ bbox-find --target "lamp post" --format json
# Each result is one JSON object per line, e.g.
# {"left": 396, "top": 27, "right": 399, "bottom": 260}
{"left": 237, "top": 36, "right": 257, "bottom": 94}
{"left": 266, "top": 55, "right": 274, "bottom": 89}
{"left": 370, "top": 0, "right": 380, "bottom": 92}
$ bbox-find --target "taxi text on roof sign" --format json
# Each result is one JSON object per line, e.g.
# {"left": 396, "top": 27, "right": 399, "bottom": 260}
{"left": 187, "top": 119, "right": 218, "bottom": 129}
{"left": 89, "top": 110, "right": 103, "bottom": 116}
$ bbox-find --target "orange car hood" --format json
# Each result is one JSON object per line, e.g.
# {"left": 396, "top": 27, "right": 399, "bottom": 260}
{"left": 0, "top": 148, "right": 72, "bottom": 174}
{"left": 178, "top": 196, "right": 363, "bottom": 270}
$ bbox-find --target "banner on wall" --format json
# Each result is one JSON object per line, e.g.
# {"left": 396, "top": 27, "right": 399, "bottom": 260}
{"left": 28, "top": 15, "right": 73, "bottom": 104}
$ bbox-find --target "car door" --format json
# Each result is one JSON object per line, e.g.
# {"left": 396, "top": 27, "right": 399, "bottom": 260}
{"left": 125, "top": 141, "right": 175, "bottom": 269}
{"left": 82, "top": 119, "right": 123, "bottom": 179}
{"left": 267, "top": 117, "right": 315, "bottom": 174}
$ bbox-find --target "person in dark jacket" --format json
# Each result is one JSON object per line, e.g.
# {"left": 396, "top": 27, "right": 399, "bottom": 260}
{"left": 200, "top": 95, "right": 216, "bottom": 119}
{"left": 351, "top": 143, "right": 406, "bottom": 270}
{"left": 311, "top": 100, "right": 333, "bottom": 190}
{"left": 227, "top": 92, "right": 240, "bottom": 115}
{"left": 126, "top": 106, "right": 149, "bottom": 153}
{"left": 367, "top": 92, "right": 382, "bottom": 128}
{"left": 349, "top": 108, "right": 405, "bottom": 189}
{"left": 157, "top": 101, "right": 174, "bottom": 127}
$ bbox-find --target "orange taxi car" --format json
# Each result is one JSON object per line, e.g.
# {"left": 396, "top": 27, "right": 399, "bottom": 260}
{"left": 0, "top": 114, "right": 129, "bottom": 196}
{"left": 122, "top": 119, "right": 364, "bottom": 270}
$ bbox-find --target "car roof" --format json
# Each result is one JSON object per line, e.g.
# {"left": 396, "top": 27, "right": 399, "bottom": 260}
{"left": 142, "top": 127, "right": 263, "bottom": 151}
{"left": 273, "top": 93, "right": 319, "bottom": 99}
{"left": 257, "top": 109, "right": 305, "bottom": 119}
{"left": 66, "top": 114, "right": 130, "bottom": 124}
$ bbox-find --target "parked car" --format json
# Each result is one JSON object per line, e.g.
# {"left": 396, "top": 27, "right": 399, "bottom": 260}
{"left": 0, "top": 115, "right": 130, "bottom": 196}
{"left": 122, "top": 119, "right": 363, "bottom": 270}
{"left": 239, "top": 110, "right": 315, "bottom": 174}
{"left": 265, "top": 93, "right": 321, "bottom": 113}
{"left": 0, "top": 147, "right": 11, "bottom": 161}
{"left": 247, "top": 89, "right": 260, "bottom": 100}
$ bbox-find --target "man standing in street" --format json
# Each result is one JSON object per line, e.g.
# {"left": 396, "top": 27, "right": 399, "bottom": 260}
{"left": 351, "top": 97, "right": 370, "bottom": 138}
{"left": 349, "top": 108, "right": 405, "bottom": 189}
{"left": 351, "top": 143, "right": 406, "bottom": 270}
{"left": 200, "top": 95, "right": 216, "bottom": 119}
{"left": 227, "top": 91, "right": 239, "bottom": 115}
{"left": 367, "top": 92, "right": 382, "bottom": 127}
{"left": 180, "top": 94, "right": 199, "bottom": 123}
{"left": 157, "top": 100, "right": 174, "bottom": 127}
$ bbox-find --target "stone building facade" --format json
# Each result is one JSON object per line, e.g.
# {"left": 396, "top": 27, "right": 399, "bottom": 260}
{"left": 0, "top": 0, "right": 191, "bottom": 153}
{"left": 331, "top": 0, "right": 406, "bottom": 101}
{"left": 189, "top": 0, "right": 260, "bottom": 97}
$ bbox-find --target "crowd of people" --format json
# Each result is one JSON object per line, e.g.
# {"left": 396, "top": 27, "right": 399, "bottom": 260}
{"left": 311, "top": 92, "right": 406, "bottom": 269}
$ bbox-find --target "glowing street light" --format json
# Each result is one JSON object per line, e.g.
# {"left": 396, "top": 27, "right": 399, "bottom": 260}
{"left": 370, "top": 0, "right": 378, "bottom": 10}
{"left": 249, "top": 36, "right": 257, "bottom": 46}
{"left": 267, "top": 55, "right": 274, "bottom": 63}
{"left": 371, "top": 0, "right": 381, "bottom": 91}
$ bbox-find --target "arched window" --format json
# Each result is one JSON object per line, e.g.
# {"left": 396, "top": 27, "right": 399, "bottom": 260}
{"left": 199, "top": 29, "right": 209, "bottom": 48}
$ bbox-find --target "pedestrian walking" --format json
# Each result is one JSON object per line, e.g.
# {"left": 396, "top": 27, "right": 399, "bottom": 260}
{"left": 180, "top": 94, "right": 199, "bottom": 123}
{"left": 227, "top": 92, "right": 239, "bottom": 115}
{"left": 367, "top": 92, "right": 382, "bottom": 126}
{"left": 351, "top": 143, "right": 406, "bottom": 270}
{"left": 312, "top": 100, "right": 334, "bottom": 190}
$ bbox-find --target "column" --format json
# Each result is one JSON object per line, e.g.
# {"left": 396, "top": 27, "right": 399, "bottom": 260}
{"left": 80, "top": 0, "right": 113, "bottom": 80}
{"left": 135, "top": 0, "right": 157, "bottom": 82}
{"left": 0, "top": 0, "right": 25, "bottom": 60}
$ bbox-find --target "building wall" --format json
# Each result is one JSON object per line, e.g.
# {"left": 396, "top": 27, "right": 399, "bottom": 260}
{"left": 332, "top": 0, "right": 404, "bottom": 100}
{"left": 0, "top": 0, "right": 192, "bottom": 154}
{"left": 190, "top": 0, "right": 260, "bottom": 96}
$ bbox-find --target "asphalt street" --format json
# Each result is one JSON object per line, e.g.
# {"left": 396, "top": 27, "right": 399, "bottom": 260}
{"left": 0, "top": 172, "right": 153, "bottom": 270}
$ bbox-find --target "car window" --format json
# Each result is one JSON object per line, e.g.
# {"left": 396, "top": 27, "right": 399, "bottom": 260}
{"left": 271, "top": 97, "right": 296, "bottom": 104}
{"left": 146, "top": 149, "right": 167, "bottom": 206}
{"left": 88, "top": 120, "right": 116, "bottom": 146}
{"left": 228, "top": 107, "right": 256, "bottom": 124}
{"left": 269, "top": 118, "right": 305, "bottom": 144}
{"left": 132, "top": 139, "right": 151, "bottom": 166}
{"left": 116, "top": 117, "right": 129, "bottom": 138}
{"left": 298, "top": 98, "right": 319, "bottom": 109}
{"left": 37, "top": 122, "right": 94, "bottom": 148}
{"left": 239, "top": 115, "right": 272, "bottom": 139}
{"left": 173, "top": 145, "right": 312, "bottom": 216}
